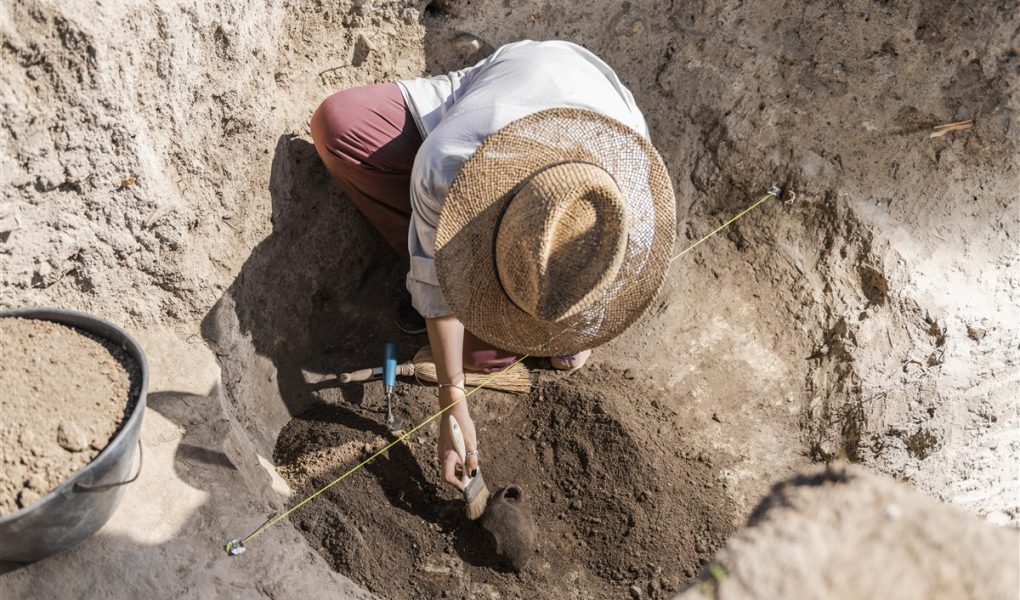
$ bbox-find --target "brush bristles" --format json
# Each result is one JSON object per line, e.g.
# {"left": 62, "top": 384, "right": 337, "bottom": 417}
{"left": 464, "top": 482, "right": 490, "bottom": 520}
{"left": 414, "top": 347, "right": 531, "bottom": 394}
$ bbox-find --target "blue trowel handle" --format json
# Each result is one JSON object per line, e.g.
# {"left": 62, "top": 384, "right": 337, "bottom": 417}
{"left": 383, "top": 342, "right": 397, "bottom": 391}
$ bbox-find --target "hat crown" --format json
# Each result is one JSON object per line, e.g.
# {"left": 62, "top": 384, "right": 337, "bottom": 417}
{"left": 495, "top": 162, "right": 628, "bottom": 322}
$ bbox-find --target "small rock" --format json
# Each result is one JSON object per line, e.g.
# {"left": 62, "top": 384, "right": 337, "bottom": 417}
{"left": 569, "top": 499, "right": 582, "bottom": 510}
{"left": 966, "top": 324, "right": 986, "bottom": 342}
{"left": 26, "top": 473, "right": 46, "bottom": 491}
{"left": 34, "top": 260, "right": 53, "bottom": 280}
{"left": 57, "top": 422, "right": 90, "bottom": 452}
{"left": 452, "top": 33, "right": 482, "bottom": 58}
{"left": 357, "top": 32, "right": 375, "bottom": 52}
{"left": 17, "top": 488, "right": 41, "bottom": 509}
{"left": 629, "top": 584, "right": 643, "bottom": 599}
{"left": 623, "top": 368, "right": 636, "bottom": 380}
{"left": 0, "top": 203, "right": 21, "bottom": 242}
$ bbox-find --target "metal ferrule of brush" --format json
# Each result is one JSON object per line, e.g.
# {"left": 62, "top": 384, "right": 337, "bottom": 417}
{"left": 464, "top": 470, "right": 485, "bottom": 501}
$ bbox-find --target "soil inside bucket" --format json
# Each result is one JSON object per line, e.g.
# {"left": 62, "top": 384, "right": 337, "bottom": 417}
{"left": 274, "top": 366, "right": 735, "bottom": 599}
{"left": 0, "top": 317, "right": 141, "bottom": 514}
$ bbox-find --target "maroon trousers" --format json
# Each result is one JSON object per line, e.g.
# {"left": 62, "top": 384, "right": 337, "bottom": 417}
{"left": 310, "top": 83, "right": 516, "bottom": 372}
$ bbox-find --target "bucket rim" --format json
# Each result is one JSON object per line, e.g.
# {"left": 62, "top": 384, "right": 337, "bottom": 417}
{"left": 0, "top": 306, "right": 150, "bottom": 524}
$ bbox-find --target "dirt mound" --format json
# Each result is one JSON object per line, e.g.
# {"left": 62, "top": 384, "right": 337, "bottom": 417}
{"left": 275, "top": 366, "right": 735, "bottom": 599}
{"left": 677, "top": 463, "right": 1020, "bottom": 600}
{"left": 0, "top": 317, "right": 141, "bottom": 514}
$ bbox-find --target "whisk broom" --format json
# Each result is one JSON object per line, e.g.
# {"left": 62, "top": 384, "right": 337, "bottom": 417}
{"left": 338, "top": 346, "right": 531, "bottom": 394}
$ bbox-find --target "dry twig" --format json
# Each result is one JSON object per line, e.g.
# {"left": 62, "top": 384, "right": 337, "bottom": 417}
{"left": 929, "top": 119, "right": 973, "bottom": 138}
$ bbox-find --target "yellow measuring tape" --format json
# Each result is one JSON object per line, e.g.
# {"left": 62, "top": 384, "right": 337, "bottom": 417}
{"left": 224, "top": 187, "right": 779, "bottom": 556}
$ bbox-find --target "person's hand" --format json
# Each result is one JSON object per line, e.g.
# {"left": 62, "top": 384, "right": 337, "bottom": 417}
{"left": 437, "top": 387, "right": 479, "bottom": 491}
{"left": 424, "top": 314, "right": 478, "bottom": 492}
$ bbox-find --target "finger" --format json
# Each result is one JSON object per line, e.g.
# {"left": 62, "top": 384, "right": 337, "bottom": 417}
{"left": 442, "top": 451, "right": 464, "bottom": 490}
{"left": 465, "top": 452, "right": 480, "bottom": 475}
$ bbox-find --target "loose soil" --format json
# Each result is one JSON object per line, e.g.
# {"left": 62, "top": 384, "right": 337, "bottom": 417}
{"left": 275, "top": 366, "right": 735, "bottom": 599}
{"left": 0, "top": 317, "right": 140, "bottom": 514}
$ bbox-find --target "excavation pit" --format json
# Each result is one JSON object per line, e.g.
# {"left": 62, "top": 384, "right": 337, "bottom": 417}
{"left": 3, "top": 0, "right": 1016, "bottom": 597}
{"left": 273, "top": 368, "right": 735, "bottom": 598}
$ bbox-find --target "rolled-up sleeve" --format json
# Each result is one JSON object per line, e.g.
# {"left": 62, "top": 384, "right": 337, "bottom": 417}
{"left": 406, "top": 138, "right": 457, "bottom": 318}
{"left": 406, "top": 206, "right": 451, "bottom": 318}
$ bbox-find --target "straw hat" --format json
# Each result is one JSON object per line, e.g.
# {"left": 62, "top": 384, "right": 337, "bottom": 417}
{"left": 434, "top": 108, "right": 676, "bottom": 356}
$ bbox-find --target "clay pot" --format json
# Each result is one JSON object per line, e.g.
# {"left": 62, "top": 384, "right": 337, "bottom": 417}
{"left": 481, "top": 485, "right": 536, "bottom": 572}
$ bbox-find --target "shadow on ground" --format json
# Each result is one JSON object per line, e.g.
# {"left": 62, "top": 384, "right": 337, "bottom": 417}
{"left": 0, "top": 386, "right": 368, "bottom": 599}
{"left": 200, "top": 134, "right": 423, "bottom": 444}
{"left": 197, "top": 131, "right": 507, "bottom": 577}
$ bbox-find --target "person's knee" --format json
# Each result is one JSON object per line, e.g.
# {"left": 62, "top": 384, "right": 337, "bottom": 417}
{"left": 310, "top": 92, "right": 357, "bottom": 159}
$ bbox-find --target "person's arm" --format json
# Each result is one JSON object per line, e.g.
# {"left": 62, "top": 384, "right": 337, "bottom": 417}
{"left": 427, "top": 314, "right": 480, "bottom": 491}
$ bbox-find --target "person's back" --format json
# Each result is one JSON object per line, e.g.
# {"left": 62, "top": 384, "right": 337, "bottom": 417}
{"left": 403, "top": 40, "right": 651, "bottom": 320}
{"left": 400, "top": 40, "right": 649, "bottom": 138}
{"left": 309, "top": 40, "right": 675, "bottom": 522}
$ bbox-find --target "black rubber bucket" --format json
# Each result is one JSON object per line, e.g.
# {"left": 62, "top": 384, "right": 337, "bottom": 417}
{"left": 0, "top": 308, "right": 148, "bottom": 562}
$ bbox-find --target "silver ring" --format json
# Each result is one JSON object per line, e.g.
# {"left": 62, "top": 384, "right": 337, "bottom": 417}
{"left": 465, "top": 450, "right": 480, "bottom": 457}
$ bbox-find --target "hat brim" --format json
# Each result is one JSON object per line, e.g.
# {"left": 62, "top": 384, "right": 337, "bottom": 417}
{"left": 435, "top": 108, "right": 676, "bottom": 356}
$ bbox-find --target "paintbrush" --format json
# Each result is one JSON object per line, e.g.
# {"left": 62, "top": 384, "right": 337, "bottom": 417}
{"left": 449, "top": 414, "right": 489, "bottom": 520}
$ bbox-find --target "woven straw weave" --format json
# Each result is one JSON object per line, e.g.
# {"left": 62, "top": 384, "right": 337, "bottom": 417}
{"left": 435, "top": 108, "right": 676, "bottom": 356}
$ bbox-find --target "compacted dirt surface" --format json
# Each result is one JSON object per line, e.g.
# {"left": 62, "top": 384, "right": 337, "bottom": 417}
{"left": 275, "top": 367, "right": 735, "bottom": 599}
{"left": 0, "top": 317, "right": 140, "bottom": 513}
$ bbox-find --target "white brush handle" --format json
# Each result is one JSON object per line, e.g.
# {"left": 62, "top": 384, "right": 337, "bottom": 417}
{"left": 448, "top": 415, "right": 470, "bottom": 487}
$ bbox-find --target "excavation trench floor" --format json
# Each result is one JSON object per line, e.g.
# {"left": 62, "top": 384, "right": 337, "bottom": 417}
{"left": 274, "top": 366, "right": 735, "bottom": 599}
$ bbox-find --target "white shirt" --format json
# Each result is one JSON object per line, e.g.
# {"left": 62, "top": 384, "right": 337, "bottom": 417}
{"left": 396, "top": 40, "right": 649, "bottom": 318}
